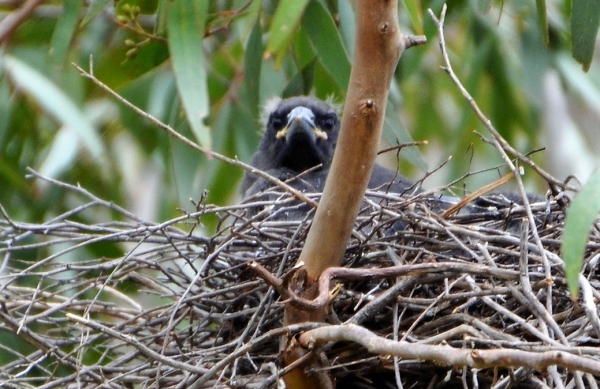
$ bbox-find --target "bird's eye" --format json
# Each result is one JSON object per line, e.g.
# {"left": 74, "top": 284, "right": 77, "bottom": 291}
{"left": 319, "top": 117, "right": 335, "bottom": 130}
{"left": 271, "top": 116, "right": 284, "bottom": 130}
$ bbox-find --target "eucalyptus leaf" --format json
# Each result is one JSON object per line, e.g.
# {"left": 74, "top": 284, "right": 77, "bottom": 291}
{"left": 402, "top": 0, "right": 424, "bottom": 35}
{"left": 39, "top": 126, "right": 79, "bottom": 180}
{"left": 535, "top": 0, "right": 549, "bottom": 46}
{"left": 3, "top": 55, "right": 105, "bottom": 161}
{"left": 167, "top": 0, "right": 211, "bottom": 149}
{"left": 303, "top": 0, "right": 351, "bottom": 91}
{"left": 244, "top": 19, "right": 263, "bottom": 119}
{"left": 571, "top": 0, "right": 600, "bottom": 71}
{"left": 80, "top": 0, "right": 111, "bottom": 27}
{"left": 282, "top": 57, "right": 317, "bottom": 98}
{"left": 562, "top": 170, "right": 600, "bottom": 298}
{"left": 0, "top": 76, "right": 9, "bottom": 148}
{"left": 265, "top": 0, "right": 310, "bottom": 64}
{"left": 338, "top": 0, "right": 356, "bottom": 59}
{"left": 50, "top": 0, "right": 83, "bottom": 64}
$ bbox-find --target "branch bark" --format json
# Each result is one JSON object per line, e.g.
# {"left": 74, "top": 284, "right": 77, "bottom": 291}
{"left": 298, "top": 324, "right": 600, "bottom": 376}
{"left": 252, "top": 261, "right": 525, "bottom": 311}
{"left": 299, "top": 1, "right": 422, "bottom": 281}
{"left": 282, "top": 1, "right": 424, "bottom": 388}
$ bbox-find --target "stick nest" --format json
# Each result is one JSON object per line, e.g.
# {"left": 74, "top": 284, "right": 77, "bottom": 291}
{"left": 1, "top": 182, "right": 599, "bottom": 389}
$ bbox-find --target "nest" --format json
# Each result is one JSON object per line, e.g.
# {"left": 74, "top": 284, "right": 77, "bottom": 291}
{"left": 1, "top": 178, "right": 599, "bottom": 389}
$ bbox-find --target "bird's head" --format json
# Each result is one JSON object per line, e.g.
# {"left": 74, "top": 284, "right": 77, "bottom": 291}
{"left": 256, "top": 96, "right": 340, "bottom": 173}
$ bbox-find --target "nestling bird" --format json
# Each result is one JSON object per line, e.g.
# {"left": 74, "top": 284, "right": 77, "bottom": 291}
{"left": 240, "top": 95, "right": 544, "bottom": 230}
{"left": 241, "top": 96, "right": 415, "bottom": 210}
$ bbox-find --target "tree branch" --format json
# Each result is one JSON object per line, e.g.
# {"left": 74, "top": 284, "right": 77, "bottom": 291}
{"left": 281, "top": 3, "right": 424, "bottom": 387}
{"left": 298, "top": 324, "right": 600, "bottom": 376}
{"left": 299, "top": 2, "right": 425, "bottom": 281}
{"left": 0, "top": 0, "right": 45, "bottom": 44}
{"left": 252, "top": 261, "right": 525, "bottom": 311}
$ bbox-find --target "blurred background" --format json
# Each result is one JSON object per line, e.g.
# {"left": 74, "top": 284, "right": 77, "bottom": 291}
{"left": 1, "top": 0, "right": 599, "bottom": 232}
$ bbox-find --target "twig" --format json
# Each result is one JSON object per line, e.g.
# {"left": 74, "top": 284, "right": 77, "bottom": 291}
{"left": 518, "top": 220, "right": 568, "bottom": 344}
{"left": 71, "top": 59, "right": 318, "bottom": 209}
{"left": 0, "top": 150, "right": 597, "bottom": 388}
{"left": 0, "top": 0, "right": 44, "bottom": 44}
{"left": 428, "top": 5, "right": 555, "bottom": 313}
{"left": 441, "top": 171, "right": 515, "bottom": 218}
{"left": 427, "top": 6, "right": 571, "bottom": 192}
{"left": 205, "top": 0, "right": 253, "bottom": 36}
{"left": 377, "top": 140, "right": 428, "bottom": 155}
{"left": 251, "top": 261, "right": 524, "bottom": 311}
{"left": 67, "top": 312, "right": 211, "bottom": 374}
{"left": 187, "top": 323, "right": 326, "bottom": 389}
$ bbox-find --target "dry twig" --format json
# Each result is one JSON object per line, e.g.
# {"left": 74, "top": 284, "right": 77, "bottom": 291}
{"left": 0, "top": 5, "right": 598, "bottom": 389}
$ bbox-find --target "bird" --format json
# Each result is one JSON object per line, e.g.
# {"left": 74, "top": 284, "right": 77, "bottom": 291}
{"left": 240, "top": 95, "right": 545, "bottom": 232}
{"left": 240, "top": 96, "right": 416, "bottom": 219}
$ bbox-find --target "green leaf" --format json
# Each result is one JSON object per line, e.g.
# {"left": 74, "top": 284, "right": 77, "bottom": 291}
{"left": 557, "top": 53, "right": 600, "bottom": 109}
{"left": 402, "top": 0, "right": 424, "bottom": 35}
{"left": 155, "top": 0, "right": 170, "bottom": 35}
{"left": 259, "top": 59, "right": 288, "bottom": 99}
{"left": 338, "top": 0, "right": 356, "bottom": 59}
{"left": 80, "top": 0, "right": 111, "bottom": 27}
{"left": 536, "top": 0, "right": 549, "bottom": 46}
{"left": 50, "top": 0, "right": 83, "bottom": 64}
{"left": 197, "top": 101, "right": 243, "bottom": 231}
{"left": 147, "top": 70, "right": 177, "bottom": 122}
{"left": 282, "top": 57, "right": 316, "bottom": 98}
{"left": 167, "top": 0, "right": 211, "bottom": 149}
{"left": 39, "top": 126, "right": 79, "bottom": 180}
{"left": 244, "top": 19, "right": 263, "bottom": 120}
{"left": 571, "top": 0, "right": 600, "bottom": 71}
{"left": 292, "top": 27, "right": 316, "bottom": 69}
{"left": 2, "top": 55, "right": 105, "bottom": 160}
{"left": 265, "top": 0, "right": 310, "bottom": 63}
{"left": 562, "top": 170, "right": 600, "bottom": 298}
{"left": 302, "top": 0, "right": 351, "bottom": 91}
{"left": 0, "top": 76, "right": 9, "bottom": 148}
{"left": 476, "top": 0, "right": 494, "bottom": 14}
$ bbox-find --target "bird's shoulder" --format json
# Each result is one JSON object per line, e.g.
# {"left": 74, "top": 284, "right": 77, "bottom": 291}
{"left": 368, "top": 163, "right": 416, "bottom": 194}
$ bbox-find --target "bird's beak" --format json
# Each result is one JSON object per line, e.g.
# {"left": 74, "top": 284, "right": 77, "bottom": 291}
{"left": 276, "top": 106, "right": 328, "bottom": 141}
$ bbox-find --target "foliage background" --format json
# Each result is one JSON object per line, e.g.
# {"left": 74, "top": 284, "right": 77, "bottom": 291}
{"left": 0, "top": 0, "right": 600, "bottom": 381}
{"left": 1, "top": 0, "right": 599, "bottom": 245}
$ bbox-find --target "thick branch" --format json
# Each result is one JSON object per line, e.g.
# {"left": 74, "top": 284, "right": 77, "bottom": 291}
{"left": 298, "top": 1, "right": 424, "bottom": 280}
{"left": 252, "top": 261, "right": 525, "bottom": 311}
{"left": 282, "top": 3, "right": 424, "bottom": 387}
{"left": 298, "top": 324, "right": 600, "bottom": 376}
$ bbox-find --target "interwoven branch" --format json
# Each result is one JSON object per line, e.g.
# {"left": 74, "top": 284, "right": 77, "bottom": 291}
{"left": 1, "top": 168, "right": 599, "bottom": 388}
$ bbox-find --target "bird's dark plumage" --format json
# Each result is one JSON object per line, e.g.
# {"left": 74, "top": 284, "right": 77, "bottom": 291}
{"left": 241, "top": 96, "right": 339, "bottom": 197}
{"left": 241, "top": 95, "right": 545, "bottom": 231}
{"left": 241, "top": 96, "right": 415, "bottom": 216}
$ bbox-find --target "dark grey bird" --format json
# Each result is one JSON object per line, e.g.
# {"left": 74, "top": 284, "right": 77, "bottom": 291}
{"left": 241, "top": 96, "right": 415, "bottom": 206}
{"left": 240, "top": 95, "right": 544, "bottom": 230}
